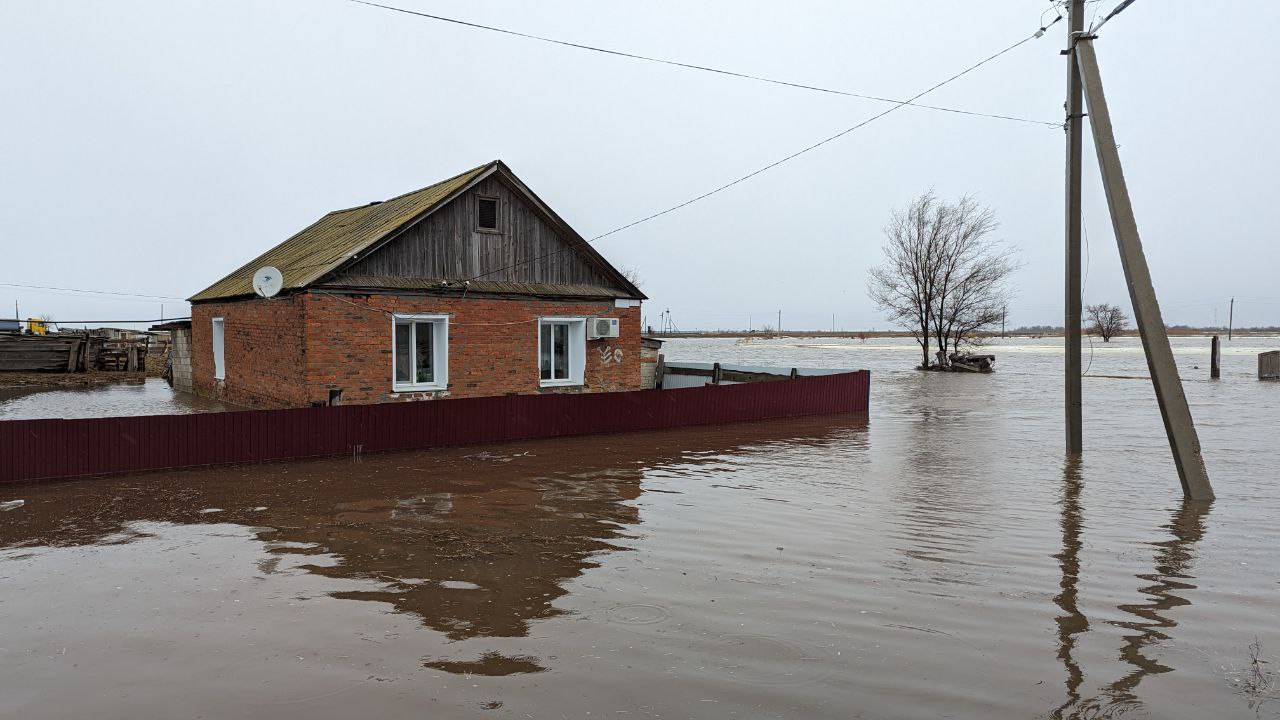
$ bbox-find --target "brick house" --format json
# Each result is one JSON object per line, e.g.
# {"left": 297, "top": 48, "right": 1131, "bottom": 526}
{"left": 188, "top": 161, "right": 645, "bottom": 408}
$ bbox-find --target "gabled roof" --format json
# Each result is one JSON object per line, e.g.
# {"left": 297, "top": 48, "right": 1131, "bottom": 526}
{"left": 189, "top": 161, "right": 644, "bottom": 302}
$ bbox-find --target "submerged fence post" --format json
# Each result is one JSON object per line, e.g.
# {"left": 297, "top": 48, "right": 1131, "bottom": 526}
{"left": 1210, "top": 336, "right": 1220, "bottom": 379}
{"left": 712, "top": 362, "right": 723, "bottom": 385}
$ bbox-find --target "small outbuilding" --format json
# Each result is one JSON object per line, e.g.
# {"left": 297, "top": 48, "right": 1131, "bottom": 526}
{"left": 188, "top": 161, "right": 645, "bottom": 408}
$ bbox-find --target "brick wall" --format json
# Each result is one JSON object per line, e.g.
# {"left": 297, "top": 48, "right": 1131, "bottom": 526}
{"left": 301, "top": 292, "right": 641, "bottom": 405}
{"left": 191, "top": 296, "right": 308, "bottom": 408}
{"left": 191, "top": 292, "right": 641, "bottom": 408}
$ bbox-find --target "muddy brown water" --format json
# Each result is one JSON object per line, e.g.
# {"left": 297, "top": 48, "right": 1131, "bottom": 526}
{"left": 1, "top": 336, "right": 1278, "bottom": 719}
{"left": 0, "top": 378, "right": 233, "bottom": 419}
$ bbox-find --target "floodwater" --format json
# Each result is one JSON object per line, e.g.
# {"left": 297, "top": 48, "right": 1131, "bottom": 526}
{"left": 0, "top": 378, "right": 232, "bottom": 420}
{"left": 1, "top": 336, "right": 1278, "bottom": 719}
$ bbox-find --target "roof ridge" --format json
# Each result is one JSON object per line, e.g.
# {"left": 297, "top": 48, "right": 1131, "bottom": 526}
{"left": 326, "top": 161, "right": 496, "bottom": 215}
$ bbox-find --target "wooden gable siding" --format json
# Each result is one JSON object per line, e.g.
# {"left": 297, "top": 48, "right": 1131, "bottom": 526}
{"left": 334, "top": 177, "right": 619, "bottom": 288}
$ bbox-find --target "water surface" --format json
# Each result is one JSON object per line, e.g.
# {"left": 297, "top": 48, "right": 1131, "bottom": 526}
{"left": 0, "top": 378, "right": 232, "bottom": 420}
{"left": 1, "top": 336, "right": 1277, "bottom": 719}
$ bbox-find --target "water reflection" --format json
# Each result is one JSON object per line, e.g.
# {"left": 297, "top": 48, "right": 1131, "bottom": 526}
{"left": 0, "top": 378, "right": 235, "bottom": 419}
{"left": 1, "top": 416, "right": 868, "bottom": 677}
{"left": 1051, "top": 457, "right": 1211, "bottom": 719}
{"left": 1098, "top": 501, "right": 1210, "bottom": 712}
{"left": 1051, "top": 458, "right": 1087, "bottom": 720}
{"left": 885, "top": 385, "right": 995, "bottom": 592}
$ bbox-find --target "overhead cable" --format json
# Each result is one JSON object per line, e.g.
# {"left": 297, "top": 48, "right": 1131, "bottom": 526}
{"left": 462, "top": 23, "right": 1055, "bottom": 285}
{"left": 0, "top": 281, "right": 185, "bottom": 301}
{"left": 4, "top": 317, "right": 191, "bottom": 325}
{"left": 348, "top": 0, "right": 1060, "bottom": 128}
{"left": 1089, "top": 0, "right": 1139, "bottom": 34}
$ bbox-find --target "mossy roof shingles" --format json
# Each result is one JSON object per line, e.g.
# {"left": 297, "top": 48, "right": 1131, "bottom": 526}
{"left": 189, "top": 163, "right": 489, "bottom": 302}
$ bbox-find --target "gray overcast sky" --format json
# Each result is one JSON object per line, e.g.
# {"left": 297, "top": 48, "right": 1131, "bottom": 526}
{"left": 2, "top": 1, "right": 1278, "bottom": 330}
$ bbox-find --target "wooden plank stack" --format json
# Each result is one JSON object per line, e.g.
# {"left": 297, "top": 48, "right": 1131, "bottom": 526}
{"left": 0, "top": 334, "right": 82, "bottom": 372}
{"left": 0, "top": 333, "right": 115, "bottom": 373}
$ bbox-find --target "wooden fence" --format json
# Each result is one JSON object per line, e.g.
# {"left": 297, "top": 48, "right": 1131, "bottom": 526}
{"left": 0, "top": 370, "right": 870, "bottom": 485}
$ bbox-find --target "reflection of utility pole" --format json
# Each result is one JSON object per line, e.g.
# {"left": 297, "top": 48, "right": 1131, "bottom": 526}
{"left": 1064, "top": 0, "right": 1085, "bottom": 456}
{"left": 1050, "top": 458, "right": 1086, "bottom": 720}
{"left": 1074, "top": 34, "right": 1213, "bottom": 500}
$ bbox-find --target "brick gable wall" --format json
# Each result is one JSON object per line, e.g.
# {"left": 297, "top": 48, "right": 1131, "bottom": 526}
{"left": 191, "top": 295, "right": 309, "bottom": 408}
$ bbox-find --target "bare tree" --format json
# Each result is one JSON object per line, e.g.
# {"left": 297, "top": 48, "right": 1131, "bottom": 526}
{"left": 620, "top": 266, "right": 643, "bottom": 290}
{"left": 1085, "top": 302, "right": 1128, "bottom": 342}
{"left": 867, "top": 191, "right": 1018, "bottom": 369}
{"left": 36, "top": 313, "right": 57, "bottom": 332}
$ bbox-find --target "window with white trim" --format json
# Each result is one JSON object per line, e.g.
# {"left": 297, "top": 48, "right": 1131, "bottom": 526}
{"left": 211, "top": 317, "right": 225, "bottom": 380}
{"left": 392, "top": 314, "right": 449, "bottom": 391}
{"left": 539, "top": 318, "right": 585, "bottom": 386}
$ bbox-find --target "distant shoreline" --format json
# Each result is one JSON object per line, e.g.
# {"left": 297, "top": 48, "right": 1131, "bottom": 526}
{"left": 647, "top": 329, "right": 1279, "bottom": 340}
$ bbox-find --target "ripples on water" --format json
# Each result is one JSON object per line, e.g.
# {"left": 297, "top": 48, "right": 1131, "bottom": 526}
{"left": 0, "top": 336, "right": 1277, "bottom": 718}
{"left": 0, "top": 378, "right": 232, "bottom": 419}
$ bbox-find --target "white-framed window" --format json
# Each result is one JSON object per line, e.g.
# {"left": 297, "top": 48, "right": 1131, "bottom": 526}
{"left": 539, "top": 317, "right": 585, "bottom": 387}
{"left": 211, "top": 317, "right": 225, "bottom": 380}
{"left": 392, "top": 314, "right": 449, "bottom": 391}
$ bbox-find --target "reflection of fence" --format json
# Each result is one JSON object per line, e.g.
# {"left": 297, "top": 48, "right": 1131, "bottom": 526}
{"left": 0, "top": 370, "right": 870, "bottom": 485}
{"left": 1261, "top": 351, "right": 1280, "bottom": 381}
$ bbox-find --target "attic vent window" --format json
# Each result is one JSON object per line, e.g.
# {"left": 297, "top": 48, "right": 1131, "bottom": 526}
{"left": 476, "top": 197, "right": 498, "bottom": 231}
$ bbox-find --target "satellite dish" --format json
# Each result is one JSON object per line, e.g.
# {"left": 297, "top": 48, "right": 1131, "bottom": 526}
{"left": 252, "top": 266, "right": 283, "bottom": 298}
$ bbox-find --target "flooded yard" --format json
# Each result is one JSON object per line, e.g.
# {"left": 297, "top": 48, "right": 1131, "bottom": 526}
{"left": 1, "top": 336, "right": 1278, "bottom": 718}
{"left": 0, "top": 378, "right": 232, "bottom": 420}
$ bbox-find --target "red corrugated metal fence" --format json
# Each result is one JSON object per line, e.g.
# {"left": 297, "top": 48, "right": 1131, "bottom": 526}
{"left": 0, "top": 371, "right": 869, "bottom": 485}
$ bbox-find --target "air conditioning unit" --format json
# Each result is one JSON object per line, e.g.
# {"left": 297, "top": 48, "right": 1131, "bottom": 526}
{"left": 588, "top": 317, "right": 620, "bottom": 339}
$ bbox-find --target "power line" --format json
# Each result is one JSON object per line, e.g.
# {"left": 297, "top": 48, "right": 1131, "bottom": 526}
{"left": 0, "top": 281, "right": 185, "bottom": 301}
{"left": 348, "top": 0, "right": 1060, "bottom": 128}
{"left": 4, "top": 317, "right": 190, "bottom": 325}
{"left": 1089, "top": 0, "right": 1139, "bottom": 33}
{"left": 462, "top": 24, "right": 1054, "bottom": 285}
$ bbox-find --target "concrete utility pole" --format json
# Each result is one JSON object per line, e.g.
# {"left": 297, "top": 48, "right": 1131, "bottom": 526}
{"left": 1064, "top": 0, "right": 1085, "bottom": 456}
{"left": 1074, "top": 36, "right": 1214, "bottom": 500}
{"left": 1228, "top": 297, "right": 1234, "bottom": 340}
